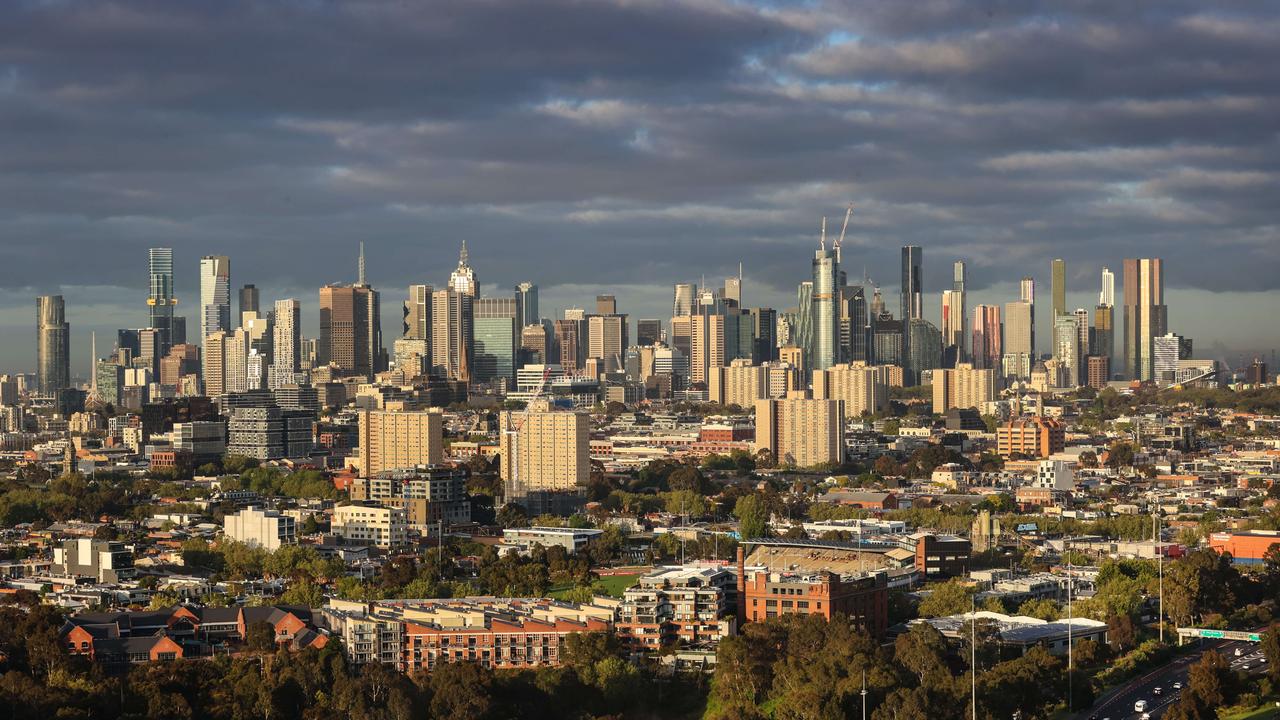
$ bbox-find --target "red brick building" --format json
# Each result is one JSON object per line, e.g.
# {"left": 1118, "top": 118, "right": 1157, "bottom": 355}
{"left": 735, "top": 548, "right": 888, "bottom": 637}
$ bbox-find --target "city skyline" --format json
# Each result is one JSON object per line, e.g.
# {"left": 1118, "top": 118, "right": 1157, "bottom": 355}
{"left": 6, "top": 242, "right": 1280, "bottom": 378}
{"left": 1, "top": 2, "right": 1278, "bottom": 371}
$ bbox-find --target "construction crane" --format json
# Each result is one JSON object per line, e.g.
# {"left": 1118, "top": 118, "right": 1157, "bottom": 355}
{"left": 835, "top": 203, "right": 853, "bottom": 264}
{"left": 503, "top": 364, "right": 553, "bottom": 505}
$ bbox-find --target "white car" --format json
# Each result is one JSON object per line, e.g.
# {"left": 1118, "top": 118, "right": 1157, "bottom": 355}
{"left": 1135, "top": 700, "right": 1148, "bottom": 713}
{"left": 1235, "top": 648, "right": 1243, "bottom": 657}
{"left": 1173, "top": 682, "right": 1183, "bottom": 690}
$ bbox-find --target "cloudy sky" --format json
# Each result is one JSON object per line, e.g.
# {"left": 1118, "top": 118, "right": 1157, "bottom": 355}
{"left": 2, "top": 0, "right": 1278, "bottom": 376}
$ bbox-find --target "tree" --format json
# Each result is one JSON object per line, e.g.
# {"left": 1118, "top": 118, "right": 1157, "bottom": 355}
{"left": 668, "top": 465, "right": 710, "bottom": 494}
{"left": 1016, "top": 598, "right": 1059, "bottom": 621}
{"left": 894, "top": 623, "right": 950, "bottom": 684}
{"left": 1106, "top": 442, "right": 1135, "bottom": 469}
{"left": 873, "top": 455, "right": 900, "bottom": 477}
{"left": 428, "top": 661, "right": 493, "bottom": 720}
{"left": 1106, "top": 614, "right": 1137, "bottom": 652}
{"left": 734, "top": 494, "right": 769, "bottom": 540}
{"left": 917, "top": 580, "right": 974, "bottom": 618}
{"left": 246, "top": 620, "right": 277, "bottom": 652}
{"left": 496, "top": 502, "right": 529, "bottom": 528}
{"left": 1187, "top": 650, "right": 1236, "bottom": 708}
{"left": 1260, "top": 623, "right": 1280, "bottom": 684}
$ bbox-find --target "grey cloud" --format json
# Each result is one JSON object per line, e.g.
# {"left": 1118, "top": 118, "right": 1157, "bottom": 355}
{"left": 0, "top": 0, "right": 1278, "bottom": 373}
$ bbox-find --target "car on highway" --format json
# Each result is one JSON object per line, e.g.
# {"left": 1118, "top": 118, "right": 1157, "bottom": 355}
{"left": 1141, "top": 713, "right": 1151, "bottom": 720}
{"left": 1235, "top": 648, "right": 1243, "bottom": 657}
{"left": 1173, "top": 682, "right": 1183, "bottom": 690}
{"left": 1153, "top": 687, "right": 1162, "bottom": 696}
{"left": 1135, "top": 700, "right": 1148, "bottom": 713}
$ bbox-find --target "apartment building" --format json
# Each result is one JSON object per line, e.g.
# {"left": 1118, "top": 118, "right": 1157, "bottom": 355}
{"left": 223, "top": 506, "right": 297, "bottom": 550}
{"left": 350, "top": 465, "right": 471, "bottom": 533}
{"left": 932, "top": 363, "right": 998, "bottom": 413}
{"left": 754, "top": 392, "right": 844, "bottom": 468}
{"left": 354, "top": 409, "right": 444, "bottom": 476}
{"left": 707, "top": 359, "right": 768, "bottom": 408}
{"left": 498, "top": 404, "right": 590, "bottom": 500}
{"left": 332, "top": 502, "right": 408, "bottom": 549}
{"left": 996, "top": 416, "right": 1066, "bottom": 459}
{"left": 812, "top": 362, "right": 890, "bottom": 417}
{"left": 617, "top": 565, "right": 735, "bottom": 651}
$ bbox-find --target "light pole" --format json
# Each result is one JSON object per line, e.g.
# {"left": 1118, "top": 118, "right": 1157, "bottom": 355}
{"left": 861, "top": 669, "right": 868, "bottom": 720}
{"left": 1154, "top": 513, "right": 1164, "bottom": 644}
{"left": 971, "top": 594, "right": 978, "bottom": 720}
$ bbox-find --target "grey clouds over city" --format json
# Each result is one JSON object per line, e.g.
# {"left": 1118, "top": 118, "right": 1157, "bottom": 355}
{"left": 2, "top": 0, "right": 1278, "bottom": 372}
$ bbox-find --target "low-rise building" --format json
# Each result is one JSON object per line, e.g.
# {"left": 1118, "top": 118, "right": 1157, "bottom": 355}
{"left": 51, "top": 538, "right": 135, "bottom": 583}
{"left": 911, "top": 533, "right": 971, "bottom": 578}
{"left": 1208, "top": 530, "right": 1280, "bottom": 566}
{"left": 350, "top": 465, "right": 471, "bottom": 533}
{"left": 224, "top": 506, "right": 297, "bottom": 551}
{"left": 332, "top": 502, "right": 408, "bottom": 549}
{"left": 617, "top": 565, "right": 735, "bottom": 652}
{"left": 501, "top": 526, "right": 603, "bottom": 555}
{"left": 913, "top": 611, "right": 1106, "bottom": 656}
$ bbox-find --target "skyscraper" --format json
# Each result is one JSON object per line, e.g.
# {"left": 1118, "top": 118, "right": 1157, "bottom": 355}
{"left": 1100, "top": 267, "right": 1115, "bottom": 308}
{"left": 673, "top": 283, "right": 697, "bottom": 317}
{"left": 1003, "top": 300, "right": 1034, "bottom": 380}
{"left": 36, "top": 295, "right": 70, "bottom": 394}
{"left": 238, "top": 284, "right": 259, "bottom": 328}
{"left": 147, "top": 247, "right": 177, "bottom": 355}
{"left": 271, "top": 299, "right": 301, "bottom": 388}
{"left": 636, "top": 319, "right": 662, "bottom": 347}
{"left": 404, "top": 284, "right": 432, "bottom": 340}
{"left": 1051, "top": 258, "right": 1066, "bottom": 319}
{"left": 750, "top": 307, "right": 778, "bottom": 363}
{"left": 319, "top": 248, "right": 383, "bottom": 380}
{"left": 1122, "top": 258, "right": 1166, "bottom": 381}
{"left": 1153, "top": 332, "right": 1193, "bottom": 383}
{"left": 595, "top": 295, "right": 617, "bottom": 316}
{"left": 473, "top": 297, "right": 518, "bottom": 383}
{"left": 1053, "top": 313, "right": 1086, "bottom": 387}
{"left": 971, "top": 305, "right": 1002, "bottom": 371}
{"left": 449, "top": 241, "right": 478, "bottom": 297}
{"left": 724, "top": 265, "right": 743, "bottom": 308}
{"left": 1095, "top": 267, "right": 1116, "bottom": 375}
{"left": 515, "top": 282, "right": 539, "bottom": 328}
{"left": 948, "top": 261, "right": 967, "bottom": 358}
{"left": 1019, "top": 276, "right": 1036, "bottom": 357}
{"left": 432, "top": 288, "right": 472, "bottom": 381}
{"left": 839, "top": 286, "right": 867, "bottom": 363}
{"left": 811, "top": 247, "right": 840, "bottom": 372}
{"left": 900, "top": 246, "right": 923, "bottom": 324}
{"left": 199, "top": 255, "right": 231, "bottom": 342}
{"left": 906, "top": 318, "right": 942, "bottom": 384}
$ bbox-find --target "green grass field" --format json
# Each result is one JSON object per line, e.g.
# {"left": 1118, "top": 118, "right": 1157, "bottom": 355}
{"left": 548, "top": 573, "right": 640, "bottom": 601}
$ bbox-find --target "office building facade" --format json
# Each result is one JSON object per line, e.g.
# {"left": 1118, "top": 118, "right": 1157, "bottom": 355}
{"left": 37, "top": 295, "right": 71, "bottom": 394}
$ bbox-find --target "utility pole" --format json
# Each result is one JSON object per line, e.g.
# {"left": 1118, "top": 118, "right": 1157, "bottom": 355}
{"left": 971, "top": 594, "right": 978, "bottom": 720}
{"left": 1068, "top": 553, "right": 1073, "bottom": 713}
{"left": 1156, "top": 513, "right": 1164, "bottom": 643}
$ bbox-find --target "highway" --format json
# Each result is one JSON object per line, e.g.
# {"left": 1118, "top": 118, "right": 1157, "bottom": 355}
{"left": 1082, "top": 640, "right": 1271, "bottom": 720}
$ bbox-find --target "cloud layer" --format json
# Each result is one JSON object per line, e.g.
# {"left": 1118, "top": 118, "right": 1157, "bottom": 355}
{"left": 1, "top": 0, "right": 1277, "bottom": 371}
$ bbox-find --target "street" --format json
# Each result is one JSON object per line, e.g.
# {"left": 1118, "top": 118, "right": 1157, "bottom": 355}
{"left": 1083, "top": 640, "right": 1271, "bottom": 720}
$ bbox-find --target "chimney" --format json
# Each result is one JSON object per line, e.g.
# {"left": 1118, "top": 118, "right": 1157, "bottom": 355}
{"left": 736, "top": 545, "right": 747, "bottom": 623}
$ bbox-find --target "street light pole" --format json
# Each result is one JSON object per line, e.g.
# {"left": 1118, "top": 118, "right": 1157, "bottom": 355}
{"left": 861, "top": 669, "right": 868, "bottom": 720}
{"left": 971, "top": 595, "right": 978, "bottom": 720}
{"left": 1155, "top": 513, "right": 1164, "bottom": 644}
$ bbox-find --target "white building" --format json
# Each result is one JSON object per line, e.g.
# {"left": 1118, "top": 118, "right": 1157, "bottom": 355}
{"left": 332, "top": 503, "right": 408, "bottom": 549}
{"left": 224, "top": 506, "right": 297, "bottom": 550}
{"left": 1033, "top": 460, "right": 1074, "bottom": 491}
